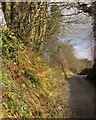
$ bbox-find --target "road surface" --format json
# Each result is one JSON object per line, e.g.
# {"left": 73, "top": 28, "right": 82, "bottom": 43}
{"left": 68, "top": 75, "right": 95, "bottom": 118}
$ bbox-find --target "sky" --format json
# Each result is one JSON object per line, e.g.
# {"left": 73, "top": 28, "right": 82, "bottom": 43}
{"left": 60, "top": 37, "right": 94, "bottom": 61}
{"left": 60, "top": 27, "right": 94, "bottom": 61}
{"left": 0, "top": 5, "right": 5, "bottom": 27}
{"left": 60, "top": 13, "right": 94, "bottom": 61}
{"left": 59, "top": 2, "right": 94, "bottom": 61}
{"left": 0, "top": 2, "right": 94, "bottom": 61}
{"left": 70, "top": 39, "right": 93, "bottom": 61}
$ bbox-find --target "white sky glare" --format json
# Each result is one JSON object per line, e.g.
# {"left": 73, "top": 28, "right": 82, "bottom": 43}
{"left": 0, "top": 1, "right": 94, "bottom": 61}
{"left": 60, "top": 13, "right": 93, "bottom": 61}
{"left": 48, "top": 0, "right": 95, "bottom": 3}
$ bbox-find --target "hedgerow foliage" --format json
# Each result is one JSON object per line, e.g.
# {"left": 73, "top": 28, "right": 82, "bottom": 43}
{"left": 2, "top": 28, "right": 25, "bottom": 61}
{"left": 1, "top": 28, "right": 71, "bottom": 118}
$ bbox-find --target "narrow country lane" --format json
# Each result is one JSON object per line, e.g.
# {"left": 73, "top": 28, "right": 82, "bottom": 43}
{"left": 68, "top": 75, "right": 95, "bottom": 118}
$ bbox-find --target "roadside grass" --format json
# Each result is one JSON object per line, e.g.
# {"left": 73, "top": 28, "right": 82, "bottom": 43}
{"left": 2, "top": 48, "right": 71, "bottom": 118}
{"left": 1, "top": 28, "right": 72, "bottom": 118}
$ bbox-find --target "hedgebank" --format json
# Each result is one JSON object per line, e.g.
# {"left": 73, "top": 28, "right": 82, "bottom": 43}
{"left": 1, "top": 28, "right": 71, "bottom": 118}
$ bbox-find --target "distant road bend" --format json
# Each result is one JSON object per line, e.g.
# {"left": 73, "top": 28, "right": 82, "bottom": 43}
{"left": 68, "top": 75, "right": 95, "bottom": 118}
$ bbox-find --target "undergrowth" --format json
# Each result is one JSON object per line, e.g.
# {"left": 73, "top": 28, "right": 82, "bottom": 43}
{"left": 1, "top": 28, "right": 71, "bottom": 118}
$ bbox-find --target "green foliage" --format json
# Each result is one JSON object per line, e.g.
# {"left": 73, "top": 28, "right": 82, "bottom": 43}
{"left": 42, "top": 40, "right": 86, "bottom": 75}
{"left": 0, "top": 37, "right": 2, "bottom": 49}
{"left": 1, "top": 28, "right": 68, "bottom": 118}
{"left": 1, "top": 2, "right": 91, "bottom": 118}
{"left": 2, "top": 57, "right": 67, "bottom": 118}
{"left": 70, "top": 68, "right": 77, "bottom": 74}
{"left": 2, "top": 28, "right": 25, "bottom": 61}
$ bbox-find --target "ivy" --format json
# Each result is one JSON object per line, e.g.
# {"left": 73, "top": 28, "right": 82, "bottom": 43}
{"left": 1, "top": 28, "right": 25, "bottom": 62}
